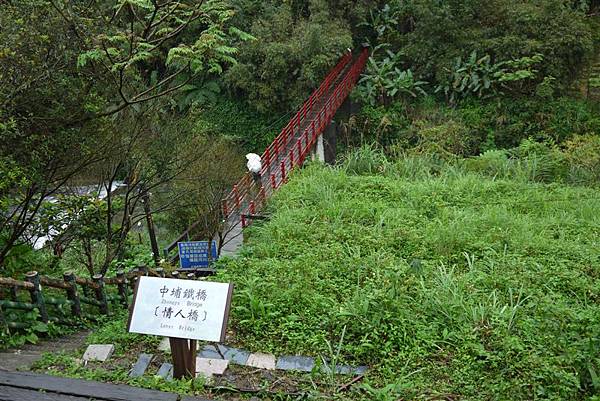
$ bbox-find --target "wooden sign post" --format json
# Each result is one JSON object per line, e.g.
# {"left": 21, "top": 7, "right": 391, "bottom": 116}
{"left": 169, "top": 337, "right": 197, "bottom": 378}
{"left": 127, "top": 276, "right": 233, "bottom": 379}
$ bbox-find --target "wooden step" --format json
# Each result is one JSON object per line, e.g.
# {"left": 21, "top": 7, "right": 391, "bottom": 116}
{"left": 0, "top": 370, "right": 181, "bottom": 401}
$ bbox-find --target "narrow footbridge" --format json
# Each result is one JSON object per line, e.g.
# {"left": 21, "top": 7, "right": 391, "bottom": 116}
{"left": 164, "top": 48, "right": 368, "bottom": 260}
{"left": 222, "top": 48, "right": 368, "bottom": 230}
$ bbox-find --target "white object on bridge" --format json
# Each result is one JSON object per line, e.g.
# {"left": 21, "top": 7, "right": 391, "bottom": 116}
{"left": 245, "top": 153, "right": 262, "bottom": 174}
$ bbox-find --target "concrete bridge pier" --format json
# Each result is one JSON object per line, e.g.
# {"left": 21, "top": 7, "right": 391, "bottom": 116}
{"left": 313, "top": 117, "right": 353, "bottom": 164}
{"left": 313, "top": 95, "right": 354, "bottom": 165}
{"left": 323, "top": 120, "right": 337, "bottom": 165}
{"left": 314, "top": 133, "right": 325, "bottom": 162}
{"left": 312, "top": 121, "right": 336, "bottom": 165}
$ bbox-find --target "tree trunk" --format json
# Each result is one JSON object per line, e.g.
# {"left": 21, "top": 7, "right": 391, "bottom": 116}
{"left": 83, "top": 239, "right": 95, "bottom": 277}
{"left": 143, "top": 192, "right": 160, "bottom": 266}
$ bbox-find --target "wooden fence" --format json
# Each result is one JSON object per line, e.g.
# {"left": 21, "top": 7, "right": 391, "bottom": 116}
{"left": 0, "top": 267, "right": 198, "bottom": 330}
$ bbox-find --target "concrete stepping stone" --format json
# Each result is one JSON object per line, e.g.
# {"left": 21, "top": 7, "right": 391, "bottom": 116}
{"left": 199, "top": 344, "right": 222, "bottom": 359}
{"left": 195, "top": 357, "right": 229, "bottom": 378}
{"left": 216, "top": 345, "right": 250, "bottom": 365}
{"left": 129, "top": 353, "right": 153, "bottom": 377}
{"left": 82, "top": 344, "right": 114, "bottom": 362}
{"left": 322, "top": 364, "right": 368, "bottom": 375}
{"left": 276, "top": 355, "right": 315, "bottom": 372}
{"left": 353, "top": 365, "right": 368, "bottom": 375}
{"left": 245, "top": 352, "right": 276, "bottom": 370}
{"left": 158, "top": 337, "right": 170, "bottom": 353}
{"left": 157, "top": 362, "right": 173, "bottom": 381}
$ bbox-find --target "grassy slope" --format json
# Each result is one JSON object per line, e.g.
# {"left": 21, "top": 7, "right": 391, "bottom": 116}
{"left": 217, "top": 162, "right": 600, "bottom": 400}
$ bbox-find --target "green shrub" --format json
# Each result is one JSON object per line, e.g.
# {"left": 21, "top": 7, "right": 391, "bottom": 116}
{"left": 353, "top": 96, "right": 600, "bottom": 156}
{"left": 347, "top": 102, "right": 411, "bottom": 149}
{"left": 462, "top": 149, "right": 512, "bottom": 178}
{"left": 341, "top": 144, "right": 388, "bottom": 175}
{"left": 451, "top": 97, "right": 596, "bottom": 150}
{"left": 0, "top": 240, "right": 55, "bottom": 277}
{"left": 462, "top": 136, "right": 600, "bottom": 186}
{"left": 563, "top": 134, "right": 600, "bottom": 185}
{"left": 510, "top": 139, "right": 567, "bottom": 183}
{"left": 190, "top": 97, "right": 281, "bottom": 152}
{"left": 435, "top": 51, "right": 544, "bottom": 103}
{"left": 392, "top": 0, "right": 594, "bottom": 89}
{"left": 385, "top": 151, "right": 457, "bottom": 180}
{"left": 411, "top": 119, "right": 473, "bottom": 156}
{"left": 357, "top": 50, "right": 427, "bottom": 106}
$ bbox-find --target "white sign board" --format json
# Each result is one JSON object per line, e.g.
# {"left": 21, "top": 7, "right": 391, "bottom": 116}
{"left": 128, "top": 276, "right": 233, "bottom": 342}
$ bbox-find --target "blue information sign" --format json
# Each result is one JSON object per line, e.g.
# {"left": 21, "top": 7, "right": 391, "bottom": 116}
{"left": 178, "top": 241, "right": 218, "bottom": 269}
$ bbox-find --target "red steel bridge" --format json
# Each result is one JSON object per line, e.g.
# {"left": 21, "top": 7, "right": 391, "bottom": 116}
{"left": 222, "top": 48, "right": 368, "bottom": 229}
{"left": 164, "top": 48, "right": 368, "bottom": 261}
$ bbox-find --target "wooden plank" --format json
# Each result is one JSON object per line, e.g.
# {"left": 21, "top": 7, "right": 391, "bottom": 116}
{"left": 0, "top": 277, "right": 33, "bottom": 289}
{"left": 169, "top": 337, "right": 196, "bottom": 379}
{"left": 0, "top": 300, "right": 35, "bottom": 310}
{"left": 40, "top": 276, "right": 70, "bottom": 290}
{"left": 0, "top": 371, "right": 178, "bottom": 401}
{"left": 103, "top": 277, "right": 126, "bottom": 285}
{"left": 0, "top": 385, "right": 91, "bottom": 401}
{"left": 74, "top": 277, "right": 99, "bottom": 289}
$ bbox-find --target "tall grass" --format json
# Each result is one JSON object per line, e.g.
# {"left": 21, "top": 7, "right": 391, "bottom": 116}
{"left": 218, "top": 153, "right": 600, "bottom": 400}
{"left": 345, "top": 137, "right": 600, "bottom": 187}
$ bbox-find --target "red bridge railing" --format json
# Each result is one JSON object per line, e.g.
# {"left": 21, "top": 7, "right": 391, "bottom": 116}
{"left": 222, "top": 48, "right": 368, "bottom": 227}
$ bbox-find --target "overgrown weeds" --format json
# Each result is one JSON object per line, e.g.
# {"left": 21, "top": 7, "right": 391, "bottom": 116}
{"left": 218, "top": 156, "right": 600, "bottom": 400}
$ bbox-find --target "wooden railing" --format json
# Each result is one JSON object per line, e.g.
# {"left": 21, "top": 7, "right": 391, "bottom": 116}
{"left": 0, "top": 267, "right": 200, "bottom": 330}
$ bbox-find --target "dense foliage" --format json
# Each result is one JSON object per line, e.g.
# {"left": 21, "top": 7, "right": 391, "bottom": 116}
{"left": 351, "top": 95, "right": 600, "bottom": 154}
{"left": 224, "top": 0, "right": 357, "bottom": 112}
{"left": 0, "top": 0, "right": 247, "bottom": 271}
{"left": 360, "top": 0, "right": 596, "bottom": 97}
{"left": 221, "top": 0, "right": 599, "bottom": 111}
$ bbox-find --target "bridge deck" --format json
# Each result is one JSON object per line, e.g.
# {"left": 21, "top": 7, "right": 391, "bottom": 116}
{"left": 0, "top": 370, "right": 207, "bottom": 401}
{"left": 224, "top": 49, "right": 367, "bottom": 225}
{"left": 216, "top": 56, "right": 358, "bottom": 255}
{"left": 167, "top": 49, "right": 368, "bottom": 260}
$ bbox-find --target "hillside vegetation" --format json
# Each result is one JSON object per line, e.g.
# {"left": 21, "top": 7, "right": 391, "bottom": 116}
{"left": 1, "top": 0, "right": 599, "bottom": 398}
{"left": 218, "top": 152, "right": 600, "bottom": 400}
{"left": 2, "top": 0, "right": 598, "bottom": 278}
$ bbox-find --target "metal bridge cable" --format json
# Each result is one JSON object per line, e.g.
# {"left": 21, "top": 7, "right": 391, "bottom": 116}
{"left": 261, "top": 107, "right": 298, "bottom": 132}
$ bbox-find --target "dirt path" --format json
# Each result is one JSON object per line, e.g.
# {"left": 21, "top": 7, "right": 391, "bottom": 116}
{"left": 0, "top": 330, "right": 89, "bottom": 371}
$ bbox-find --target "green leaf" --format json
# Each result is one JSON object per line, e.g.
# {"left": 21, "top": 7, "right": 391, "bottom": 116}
{"left": 229, "top": 27, "right": 256, "bottom": 42}
{"left": 77, "top": 50, "right": 102, "bottom": 68}
{"left": 32, "top": 322, "right": 48, "bottom": 333}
